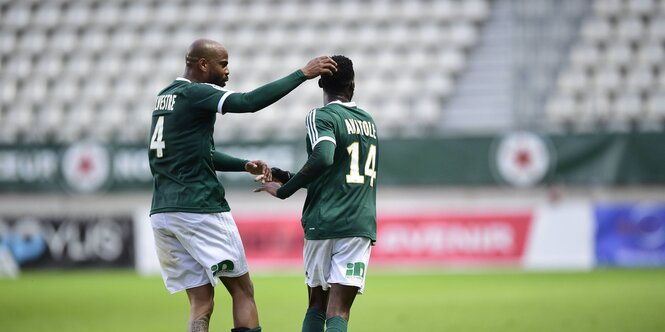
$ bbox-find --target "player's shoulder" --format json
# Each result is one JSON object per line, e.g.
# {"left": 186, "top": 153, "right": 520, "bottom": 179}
{"left": 306, "top": 106, "right": 339, "bottom": 124}
{"left": 172, "top": 79, "right": 231, "bottom": 97}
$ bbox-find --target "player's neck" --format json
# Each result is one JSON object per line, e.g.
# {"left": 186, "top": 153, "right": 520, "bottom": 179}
{"left": 324, "top": 94, "right": 351, "bottom": 105}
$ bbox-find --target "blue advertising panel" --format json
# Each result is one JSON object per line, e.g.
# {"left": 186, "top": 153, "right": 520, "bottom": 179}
{"left": 595, "top": 204, "right": 665, "bottom": 267}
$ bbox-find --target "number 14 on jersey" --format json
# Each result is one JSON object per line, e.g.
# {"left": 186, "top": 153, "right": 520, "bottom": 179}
{"left": 346, "top": 142, "right": 377, "bottom": 187}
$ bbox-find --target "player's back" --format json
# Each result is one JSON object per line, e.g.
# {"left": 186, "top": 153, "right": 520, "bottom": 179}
{"left": 302, "top": 101, "right": 378, "bottom": 241}
{"left": 148, "top": 79, "right": 230, "bottom": 215}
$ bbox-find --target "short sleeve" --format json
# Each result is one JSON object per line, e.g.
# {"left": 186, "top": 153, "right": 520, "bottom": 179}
{"left": 305, "top": 108, "right": 337, "bottom": 148}
{"left": 187, "top": 83, "right": 235, "bottom": 113}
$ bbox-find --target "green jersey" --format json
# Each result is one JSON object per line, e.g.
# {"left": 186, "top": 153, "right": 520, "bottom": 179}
{"left": 301, "top": 101, "right": 378, "bottom": 241}
{"left": 148, "top": 78, "right": 233, "bottom": 215}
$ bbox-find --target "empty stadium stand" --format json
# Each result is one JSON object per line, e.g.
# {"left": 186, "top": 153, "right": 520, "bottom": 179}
{"left": 0, "top": 0, "right": 490, "bottom": 143}
{"left": 1, "top": 0, "right": 663, "bottom": 144}
{"left": 546, "top": 0, "right": 665, "bottom": 131}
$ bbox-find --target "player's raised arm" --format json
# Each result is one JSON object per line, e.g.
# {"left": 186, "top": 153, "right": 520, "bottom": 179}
{"left": 221, "top": 56, "right": 338, "bottom": 114}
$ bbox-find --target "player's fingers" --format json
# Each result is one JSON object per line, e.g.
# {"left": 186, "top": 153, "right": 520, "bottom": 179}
{"left": 253, "top": 187, "right": 265, "bottom": 193}
{"left": 255, "top": 174, "right": 266, "bottom": 182}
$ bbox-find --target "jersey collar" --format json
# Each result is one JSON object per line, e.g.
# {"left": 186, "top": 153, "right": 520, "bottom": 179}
{"left": 327, "top": 100, "right": 356, "bottom": 107}
{"left": 175, "top": 77, "right": 191, "bottom": 82}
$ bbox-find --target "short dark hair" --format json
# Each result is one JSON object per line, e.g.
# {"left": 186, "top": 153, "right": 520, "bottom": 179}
{"left": 320, "top": 55, "right": 354, "bottom": 94}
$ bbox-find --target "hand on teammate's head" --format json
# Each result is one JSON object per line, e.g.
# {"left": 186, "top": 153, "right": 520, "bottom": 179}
{"left": 301, "top": 56, "right": 338, "bottom": 79}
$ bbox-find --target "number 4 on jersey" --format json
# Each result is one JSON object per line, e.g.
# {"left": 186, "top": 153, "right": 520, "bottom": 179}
{"left": 150, "top": 116, "right": 165, "bottom": 158}
{"left": 346, "top": 142, "right": 377, "bottom": 187}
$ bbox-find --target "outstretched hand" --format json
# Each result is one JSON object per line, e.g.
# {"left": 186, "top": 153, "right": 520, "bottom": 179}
{"left": 245, "top": 160, "right": 272, "bottom": 182}
{"left": 253, "top": 181, "right": 282, "bottom": 198}
{"left": 301, "top": 56, "right": 338, "bottom": 79}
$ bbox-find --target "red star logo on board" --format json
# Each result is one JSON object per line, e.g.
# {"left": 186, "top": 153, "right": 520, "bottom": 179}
{"left": 515, "top": 149, "right": 531, "bottom": 169}
{"left": 78, "top": 156, "right": 94, "bottom": 175}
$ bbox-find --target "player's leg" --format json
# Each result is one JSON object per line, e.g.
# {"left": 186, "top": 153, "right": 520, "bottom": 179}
{"left": 324, "top": 237, "right": 373, "bottom": 332}
{"left": 302, "top": 239, "right": 334, "bottom": 332}
{"left": 324, "top": 284, "right": 359, "bottom": 332}
{"left": 302, "top": 285, "right": 328, "bottom": 332}
{"left": 186, "top": 283, "right": 215, "bottom": 332}
{"left": 151, "top": 213, "right": 219, "bottom": 331}
{"left": 173, "top": 212, "right": 260, "bottom": 332}
{"left": 220, "top": 272, "right": 261, "bottom": 331}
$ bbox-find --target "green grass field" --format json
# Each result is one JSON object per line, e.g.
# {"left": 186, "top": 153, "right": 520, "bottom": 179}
{"left": 1, "top": 269, "right": 664, "bottom": 332}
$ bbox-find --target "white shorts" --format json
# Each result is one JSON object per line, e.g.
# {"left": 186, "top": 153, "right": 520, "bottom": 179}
{"left": 303, "top": 237, "right": 372, "bottom": 294}
{"left": 151, "top": 212, "right": 249, "bottom": 294}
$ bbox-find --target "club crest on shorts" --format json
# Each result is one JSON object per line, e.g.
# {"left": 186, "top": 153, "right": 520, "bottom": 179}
{"left": 345, "top": 262, "right": 365, "bottom": 279}
{"left": 211, "top": 260, "right": 234, "bottom": 276}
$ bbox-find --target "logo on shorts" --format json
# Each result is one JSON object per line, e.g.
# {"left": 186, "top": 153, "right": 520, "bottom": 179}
{"left": 345, "top": 262, "right": 365, "bottom": 278}
{"left": 211, "top": 260, "right": 234, "bottom": 276}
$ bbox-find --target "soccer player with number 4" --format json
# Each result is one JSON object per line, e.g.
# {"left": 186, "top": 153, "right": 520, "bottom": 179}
{"left": 254, "top": 55, "right": 378, "bottom": 332}
{"left": 148, "top": 39, "right": 337, "bottom": 332}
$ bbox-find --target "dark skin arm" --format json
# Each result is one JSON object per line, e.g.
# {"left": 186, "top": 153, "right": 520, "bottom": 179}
{"left": 222, "top": 56, "right": 338, "bottom": 113}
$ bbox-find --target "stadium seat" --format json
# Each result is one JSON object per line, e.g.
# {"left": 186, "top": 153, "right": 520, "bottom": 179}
{"left": 570, "top": 42, "right": 601, "bottom": 69}
{"left": 627, "top": 0, "right": 658, "bottom": 16}
{"left": 94, "top": 3, "right": 122, "bottom": 28}
{"left": 545, "top": 94, "right": 576, "bottom": 125}
{"left": 581, "top": 17, "right": 612, "bottom": 44}
{"left": 593, "top": 0, "right": 623, "bottom": 18}
{"left": 80, "top": 28, "right": 107, "bottom": 55}
{"left": 17, "top": 29, "right": 47, "bottom": 54}
{"left": 637, "top": 40, "right": 665, "bottom": 66}
{"left": 2, "top": 2, "right": 31, "bottom": 29}
{"left": 61, "top": 3, "right": 91, "bottom": 28}
{"left": 31, "top": 2, "right": 61, "bottom": 29}
{"left": 624, "top": 65, "right": 655, "bottom": 92}
{"left": 604, "top": 42, "right": 633, "bottom": 68}
{"left": 615, "top": 16, "right": 645, "bottom": 42}
{"left": 645, "top": 92, "right": 665, "bottom": 121}
{"left": 557, "top": 69, "right": 589, "bottom": 95}
{"left": 592, "top": 65, "right": 622, "bottom": 94}
{"left": 49, "top": 27, "right": 78, "bottom": 54}
{"left": 647, "top": 15, "right": 665, "bottom": 40}
{"left": 614, "top": 92, "right": 643, "bottom": 122}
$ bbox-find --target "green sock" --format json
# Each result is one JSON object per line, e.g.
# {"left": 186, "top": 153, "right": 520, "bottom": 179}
{"left": 302, "top": 307, "right": 326, "bottom": 332}
{"left": 325, "top": 316, "right": 348, "bottom": 332}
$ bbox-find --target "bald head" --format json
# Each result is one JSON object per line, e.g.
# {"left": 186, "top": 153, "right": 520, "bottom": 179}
{"left": 186, "top": 39, "right": 226, "bottom": 68}
{"left": 183, "top": 39, "right": 230, "bottom": 86}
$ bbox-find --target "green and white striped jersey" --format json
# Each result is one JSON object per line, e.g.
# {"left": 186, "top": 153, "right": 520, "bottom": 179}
{"left": 301, "top": 101, "right": 378, "bottom": 241}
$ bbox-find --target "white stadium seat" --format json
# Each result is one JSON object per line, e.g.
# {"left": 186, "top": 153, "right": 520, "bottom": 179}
{"left": 625, "top": 65, "right": 655, "bottom": 92}
{"left": 614, "top": 92, "right": 644, "bottom": 121}
{"left": 593, "top": 0, "right": 623, "bottom": 18}
{"left": 604, "top": 42, "right": 634, "bottom": 68}
{"left": 581, "top": 17, "right": 612, "bottom": 44}
{"left": 570, "top": 42, "right": 601, "bottom": 68}
{"left": 616, "top": 16, "right": 645, "bottom": 42}
{"left": 627, "top": 0, "right": 657, "bottom": 16}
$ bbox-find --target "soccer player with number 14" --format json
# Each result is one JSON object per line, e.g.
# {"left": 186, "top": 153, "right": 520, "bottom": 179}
{"left": 255, "top": 55, "right": 378, "bottom": 332}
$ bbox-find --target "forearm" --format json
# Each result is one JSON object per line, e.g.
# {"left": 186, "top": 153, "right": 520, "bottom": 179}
{"left": 212, "top": 151, "right": 248, "bottom": 172}
{"left": 222, "top": 70, "right": 306, "bottom": 113}
{"left": 276, "top": 141, "right": 335, "bottom": 199}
